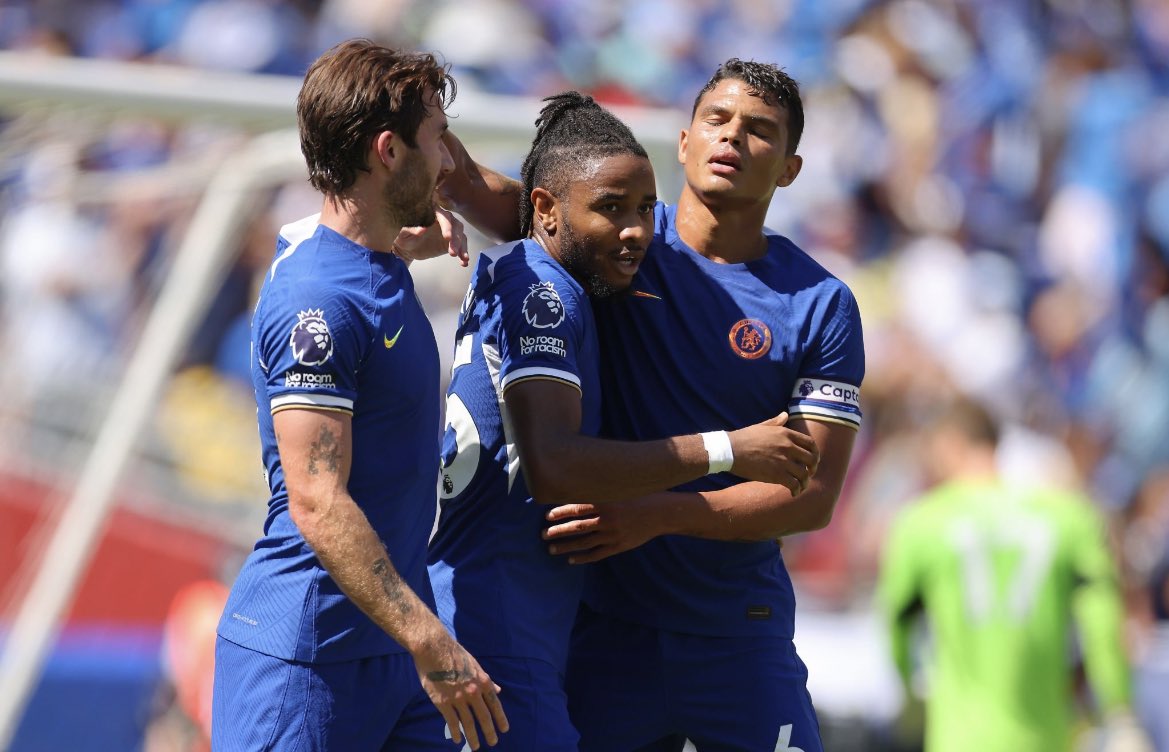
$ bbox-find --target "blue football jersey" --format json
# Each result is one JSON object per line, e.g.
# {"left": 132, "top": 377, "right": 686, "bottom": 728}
{"left": 218, "top": 215, "right": 441, "bottom": 663}
{"left": 582, "top": 202, "right": 865, "bottom": 639}
{"left": 428, "top": 239, "right": 600, "bottom": 672}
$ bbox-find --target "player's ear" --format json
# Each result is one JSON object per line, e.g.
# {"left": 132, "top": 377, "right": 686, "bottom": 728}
{"left": 373, "top": 131, "right": 397, "bottom": 170}
{"left": 776, "top": 154, "right": 802, "bottom": 188}
{"left": 678, "top": 128, "right": 689, "bottom": 166}
{"left": 531, "top": 187, "right": 558, "bottom": 235}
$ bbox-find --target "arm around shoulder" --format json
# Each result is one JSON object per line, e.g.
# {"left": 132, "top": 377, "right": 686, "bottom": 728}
{"left": 438, "top": 130, "right": 524, "bottom": 243}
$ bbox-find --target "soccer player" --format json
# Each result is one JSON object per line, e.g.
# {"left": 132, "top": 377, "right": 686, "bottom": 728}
{"left": 878, "top": 397, "right": 1149, "bottom": 752}
{"left": 211, "top": 40, "right": 507, "bottom": 751}
{"left": 441, "top": 59, "right": 864, "bottom": 751}
{"left": 429, "top": 91, "right": 822, "bottom": 752}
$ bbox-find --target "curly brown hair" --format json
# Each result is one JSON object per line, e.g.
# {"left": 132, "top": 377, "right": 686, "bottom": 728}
{"left": 297, "top": 39, "right": 456, "bottom": 196}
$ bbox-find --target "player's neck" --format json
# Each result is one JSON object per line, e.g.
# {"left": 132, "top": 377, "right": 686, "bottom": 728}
{"left": 319, "top": 192, "right": 402, "bottom": 254}
{"left": 675, "top": 186, "right": 768, "bottom": 264}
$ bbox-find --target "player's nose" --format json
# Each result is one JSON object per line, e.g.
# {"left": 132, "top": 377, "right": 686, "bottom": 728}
{"left": 619, "top": 220, "right": 649, "bottom": 249}
{"left": 719, "top": 117, "right": 745, "bottom": 145}
{"left": 436, "top": 140, "right": 455, "bottom": 183}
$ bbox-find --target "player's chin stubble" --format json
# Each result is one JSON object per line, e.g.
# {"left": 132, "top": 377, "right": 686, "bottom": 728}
{"left": 558, "top": 226, "right": 627, "bottom": 300}
{"left": 385, "top": 154, "right": 438, "bottom": 229}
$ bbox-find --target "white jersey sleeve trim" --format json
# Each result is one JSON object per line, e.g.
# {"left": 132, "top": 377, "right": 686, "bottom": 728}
{"left": 270, "top": 392, "right": 354, "bottom": 413}
{"left": 500, "top": 366, "right": 581, "bottom": 392}
{"left": 787, "top": 403, "right": 861, "bottom": 429}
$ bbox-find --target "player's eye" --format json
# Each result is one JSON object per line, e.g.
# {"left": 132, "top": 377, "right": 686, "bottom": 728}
{"left": 638, "top": 203, "right": 654, "bottom": 215}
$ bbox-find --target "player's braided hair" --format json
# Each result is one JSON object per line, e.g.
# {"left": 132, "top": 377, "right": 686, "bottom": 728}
{"left": 518, "top": 91, "right": 649, "bottom": 237}
{"left": 693, "top": 58, "right": 804, "bottom": 155}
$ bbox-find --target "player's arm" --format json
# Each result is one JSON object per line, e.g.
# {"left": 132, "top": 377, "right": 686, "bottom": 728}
{"left": 505, "top": 379, "right": 820, "bottom": 503}
{"left": 543, "top": 418, "right": 852, "bottom": 560}
{"left": 876, "top": 510, "right": 926, "bottom": 695}
{"left": 1068, "top": 504, "right": 1134, "bottom": 715}
{"left": 437, "top": 130, "right": 523, "bottom": 243}
{"left": 659, "top": 418, "right": 855, "bottom": 538}
{"left": 585, "top": 286, "right": 868, "bottom": 540}
{"left": 1067, "top": 504, "right": 1157, "bottom": 750}
{"left": 275, "top": 407, "right": 508, "bottom": 749}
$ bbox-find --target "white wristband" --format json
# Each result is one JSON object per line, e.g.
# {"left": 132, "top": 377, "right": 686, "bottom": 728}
{"left": 700, "top": 430, "right": 734, "bottom": 474}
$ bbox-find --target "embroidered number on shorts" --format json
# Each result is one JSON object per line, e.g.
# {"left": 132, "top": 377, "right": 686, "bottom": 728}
{"left": 775, "top": 723, "right": 806, "bottom": 752}
{"left": 444, "top": 724, "right": 472, "bottom": 751}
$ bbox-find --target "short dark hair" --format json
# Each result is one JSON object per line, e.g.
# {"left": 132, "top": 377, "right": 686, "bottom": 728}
{"left": 297, "top": 39, "right": 455, "bottom": 196}
{"left": 518, "top": 91, "right": 649, "bottom": 237}
{"left": 692, "top": 58, "right": 804, "bottom": 155}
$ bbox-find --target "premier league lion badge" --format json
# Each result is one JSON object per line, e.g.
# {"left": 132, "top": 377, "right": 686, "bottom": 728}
{"left": 522, "top": 281, "right": 565, "bottom": 329}
{"left": 290, "top": 308, "right": 334, "bottom": 366}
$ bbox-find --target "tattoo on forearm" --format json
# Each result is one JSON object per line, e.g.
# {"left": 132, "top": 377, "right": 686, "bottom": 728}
{"left": 307, "top": 424, "right": 341, "bottom": 476}
{"left": 427, "top": 656, "right": 471, "bottom": 684}
{"left": 372, "top": 557, "right": 412, "bottom": 615}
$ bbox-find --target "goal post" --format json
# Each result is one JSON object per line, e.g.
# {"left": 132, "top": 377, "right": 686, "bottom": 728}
{"left": 0, "top": 50, "right": 686, "bottom": 180}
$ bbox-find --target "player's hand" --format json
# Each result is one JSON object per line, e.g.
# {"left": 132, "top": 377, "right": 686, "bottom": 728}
{"left": 1099, "top": 711, "right": 1155, "bottom": 752}
{"left": 412, "top": 629, "right": 508, "bottom": 749}
{"left": 727, "top": 412, "right": 819, "bottom": 496}
{"left": 544, "top": 498, "right": 658, "bottom": 564}
{"left": 392, "top": 206, "right": 469, "bottom": 267}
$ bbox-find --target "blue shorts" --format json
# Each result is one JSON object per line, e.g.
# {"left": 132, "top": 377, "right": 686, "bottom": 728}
{"left": 565, "top": 605, "right": 823, "bottom": 752}
{"left": 474, "top": 656, "right": 577, "bottom": 752}
{"left": 211, "top": 636, "right": 451, "bottom": 751}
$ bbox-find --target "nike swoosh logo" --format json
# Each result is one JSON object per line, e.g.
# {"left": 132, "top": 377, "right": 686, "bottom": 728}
{"left": 384, "top": 325, "right": 404, "bottom": 349}
{"left": 631, "top": 290, "right": 661, "bottom": 300}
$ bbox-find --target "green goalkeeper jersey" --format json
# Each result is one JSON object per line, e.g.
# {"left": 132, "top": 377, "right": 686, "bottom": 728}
{"left": 879, "top": 479, "right": 1131, "bottom": 752}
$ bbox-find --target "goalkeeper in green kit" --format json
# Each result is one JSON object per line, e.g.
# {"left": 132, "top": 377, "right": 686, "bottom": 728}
{"left": 878, "top": 398, "right": 1153, "bottom": 752}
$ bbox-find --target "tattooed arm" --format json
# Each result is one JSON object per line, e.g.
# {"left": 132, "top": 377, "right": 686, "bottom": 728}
{"left": 274, "top": 408, "right": 508, "bottom": 749}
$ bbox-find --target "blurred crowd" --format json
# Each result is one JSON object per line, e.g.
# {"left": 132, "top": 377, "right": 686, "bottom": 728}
{"left": 2, "top": 0, "right": 1169, "bottom": 744}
